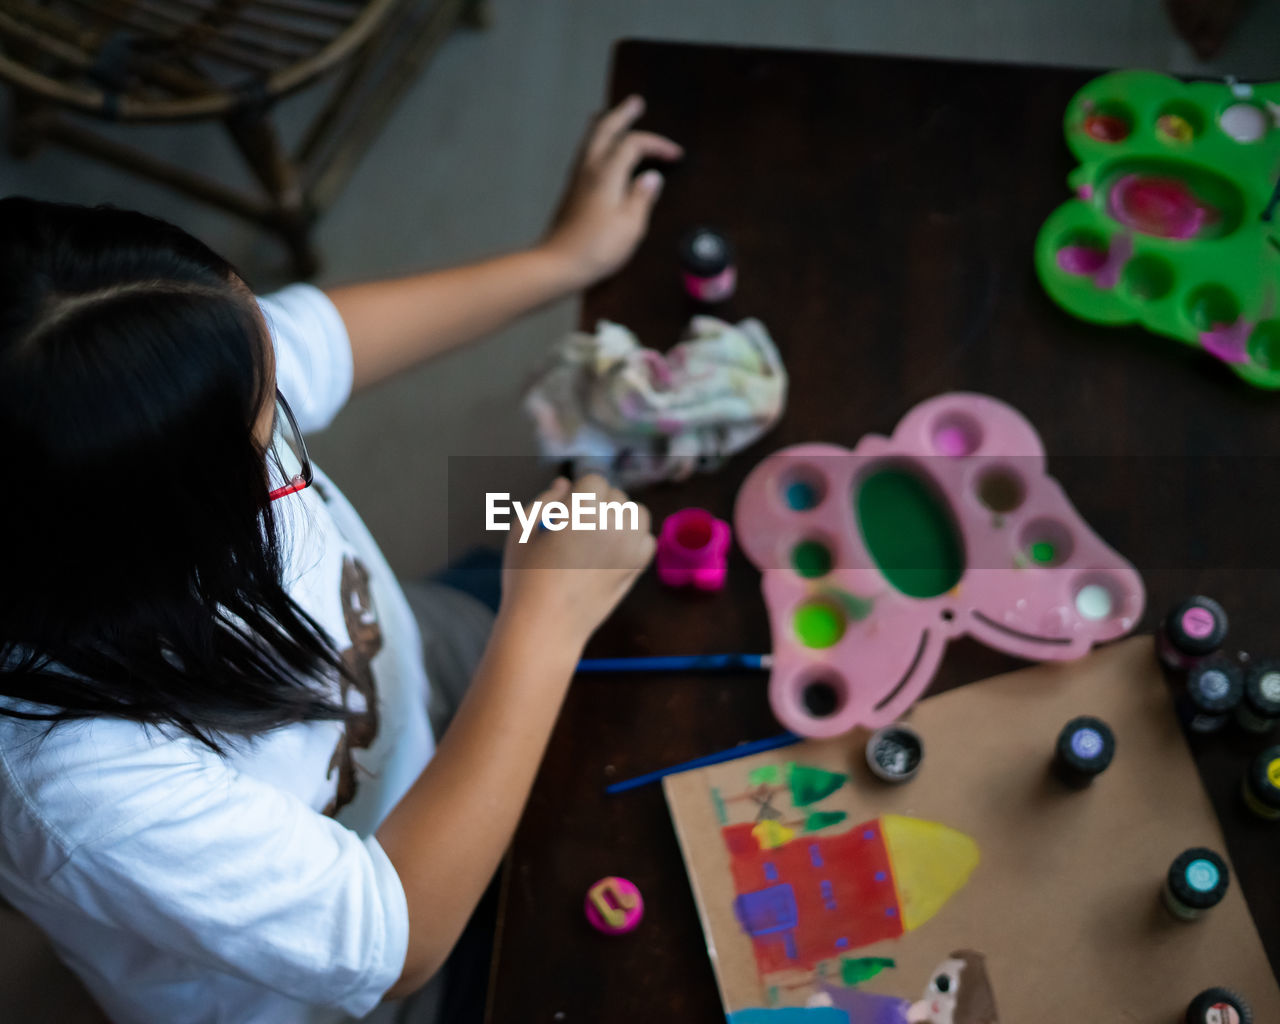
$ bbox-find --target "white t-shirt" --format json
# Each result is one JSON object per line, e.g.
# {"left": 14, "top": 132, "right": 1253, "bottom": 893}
{"left": 0, "top": 285, "right": 433, "bottom": 1024}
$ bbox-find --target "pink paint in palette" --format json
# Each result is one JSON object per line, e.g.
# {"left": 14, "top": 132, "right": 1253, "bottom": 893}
{"left": 733, "top": 393, "right": 1146, "bottom": 738}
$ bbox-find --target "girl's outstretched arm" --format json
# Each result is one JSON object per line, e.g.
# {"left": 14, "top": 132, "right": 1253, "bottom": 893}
{"left": 375, "top": 475, "right": 653, "bottom": 997}
{"left": 328, "top": 96, "right": 682, "bottom": 392}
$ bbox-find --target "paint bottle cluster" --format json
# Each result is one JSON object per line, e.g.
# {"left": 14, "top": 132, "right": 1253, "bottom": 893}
{"left": 866, "top": 709, "right": 1264, "bottom": 1022}
{"left": 1156, "top": 595, "right": 1280, "bottom": 822}
{"left": 1148, "top": 597, "right": 1270, "bottom": 1022}
{"left": 1044, "top": 603, "right": 1270, "bottom": 974}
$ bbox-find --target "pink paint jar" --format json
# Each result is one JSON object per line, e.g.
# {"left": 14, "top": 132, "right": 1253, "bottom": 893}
{"left": 656, "top": 508, "right": 732, "bottom": 591}
{"left": 679, "top": 227, "right": 736, "bottom": 303}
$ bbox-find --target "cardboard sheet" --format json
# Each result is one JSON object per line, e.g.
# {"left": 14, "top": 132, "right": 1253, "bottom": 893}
{"left": 664, "top": 637, "right": 1279, "bottom": 1021}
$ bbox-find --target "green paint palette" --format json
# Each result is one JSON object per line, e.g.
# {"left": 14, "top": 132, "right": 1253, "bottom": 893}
{"left": 1034, "top": 70, "right": 1280, "bottom": 387}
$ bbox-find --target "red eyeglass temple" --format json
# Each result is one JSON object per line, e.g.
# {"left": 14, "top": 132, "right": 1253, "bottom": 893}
{"left": 269, "top": 477, "right": 310, "bottom": 502}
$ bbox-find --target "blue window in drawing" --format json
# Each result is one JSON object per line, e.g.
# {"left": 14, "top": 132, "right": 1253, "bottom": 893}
{"left": 733, "top": 883, "right": 798, "bottom": 937}
{"left": 763, "top": 862, "right": 779, "bottom": 882}
{"left": 819, "top": 879, "right": 837, "bottom": 912}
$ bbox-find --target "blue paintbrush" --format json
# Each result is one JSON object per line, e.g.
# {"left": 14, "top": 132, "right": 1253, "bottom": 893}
{"left": 577, "top": 653, "right": 772, "bottom": 672}
{"left": 605, "top": 731, "right": 802, "bottom": 794}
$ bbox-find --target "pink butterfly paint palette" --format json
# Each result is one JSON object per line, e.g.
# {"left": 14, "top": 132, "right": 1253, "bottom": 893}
{"left": 733, "top": 393, "right": 1145, "bottom": 738}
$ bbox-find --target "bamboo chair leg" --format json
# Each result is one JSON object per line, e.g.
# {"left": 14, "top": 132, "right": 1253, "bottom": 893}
{"left": 224, "top": 104, "right": 320, "bottom": 277}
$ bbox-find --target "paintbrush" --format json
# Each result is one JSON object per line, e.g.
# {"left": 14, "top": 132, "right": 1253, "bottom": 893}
{"left": 605, "top": 732, "right": 802, "bottom": 794}
{"left": 577, "top": 653, "right": 773, "bottom": 672}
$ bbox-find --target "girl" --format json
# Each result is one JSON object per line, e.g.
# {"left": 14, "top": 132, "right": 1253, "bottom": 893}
{"left": 0, "top": 97, "right": 680, "bottom": 1024}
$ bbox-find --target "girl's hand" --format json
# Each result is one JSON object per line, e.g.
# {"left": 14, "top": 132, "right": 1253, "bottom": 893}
{"left": 541, "top": 96, "right": 683, "bottom": 290}
{"left": 499, "top": 474, "right": 654, "bottom": 649}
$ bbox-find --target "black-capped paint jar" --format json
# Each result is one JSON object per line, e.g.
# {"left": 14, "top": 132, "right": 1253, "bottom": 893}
{"left": 1052, "top": 716, "right": 1115, "bottom": 788}
{"left": 679, "top": 227, "right": 736, "bottom": 303}
{"left": 1163, "top": 847, "right": 1229, "bottom": 921}
{"left": 1238, "top": 660, "right": 1280, "bottom": 734}
{"left": 1157, "top": 596, "right": 1227, "bottom": 670}
{"left": 1242, "top": 745, "right": 1280, "bottom": 821}
{"left": 1184, "top": 987, "right": 1253, "bottom": 1024}
{"left": 1181, "top": 657, "right": 1244, "bottom": 734}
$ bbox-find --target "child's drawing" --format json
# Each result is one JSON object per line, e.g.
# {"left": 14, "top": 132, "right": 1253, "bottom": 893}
{"left": 904, "top": 951, "right": 998, "bottom": 1024}
{"left": 714, "top": 763, "right": 979, "bottom": 988}
{"left": 727, "top": 951, "right": 999, "bottom": 1024}
{"left": 813, "top": 950, "right": 999, "bottom": 1024}
{"left": 670, "top": 641, "right": 1280, "bottom": 1022}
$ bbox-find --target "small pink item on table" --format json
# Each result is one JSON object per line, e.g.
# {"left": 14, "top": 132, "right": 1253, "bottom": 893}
{"left": 656, "top": 508, "right": 732, "bottom": 590}
{"left": 584, "top": 876, "right": 644, "bottom": 935}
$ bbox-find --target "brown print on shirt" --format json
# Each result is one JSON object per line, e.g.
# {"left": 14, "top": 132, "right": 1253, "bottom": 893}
{"left": 323, "top": 555, "right": 383, "bottom": 817}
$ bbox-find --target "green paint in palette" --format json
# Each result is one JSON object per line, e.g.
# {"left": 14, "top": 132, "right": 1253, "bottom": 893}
{"left": 856, "top": 468, "right": 963, "bottom": 599}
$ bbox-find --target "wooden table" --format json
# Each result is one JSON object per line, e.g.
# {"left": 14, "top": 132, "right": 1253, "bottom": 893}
{"left": 487, "top": 41, "right": 1280, "bottom": 1021}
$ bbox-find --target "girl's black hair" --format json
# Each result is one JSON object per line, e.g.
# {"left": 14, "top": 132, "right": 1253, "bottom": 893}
{"left": 0, "top": 197, "right": 350, "bottom": 752}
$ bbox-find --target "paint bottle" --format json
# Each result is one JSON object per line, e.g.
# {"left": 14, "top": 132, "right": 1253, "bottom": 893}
{"left": 1157, "top": 596, "right": 1227, "bottom": 671}
{"left": 1181, "top": 657, "right": 1244, "bottom": 734}
{"left": 1237, "top": 660, "right": 1280, "bottom": 734}
{"left": 1184, "top": 987, "right": 1253, "bottom": 1024}
{"left": 1162, "top": 847, "right": 1229, "bottom": 921}
{"left": 1242, "top": 745, "right": 1280, "bottom": 821}
{"left": 1052, "top": 716, "right": 1115, "bottom": 787}
{"left": 679, "top": 227, "right": 737, "bottom": 303}
{"left": 865, "top": 724, "right": 923, "bottom": 784}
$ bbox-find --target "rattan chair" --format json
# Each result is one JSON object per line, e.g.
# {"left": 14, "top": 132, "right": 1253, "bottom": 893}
{"left": 0, "top": 0, "right": 489, "bottom": 275}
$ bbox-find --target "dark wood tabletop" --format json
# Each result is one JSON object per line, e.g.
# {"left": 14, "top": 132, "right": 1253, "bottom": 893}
{"left": 487, "top": 41, "right": 1280, "bottom": 1022}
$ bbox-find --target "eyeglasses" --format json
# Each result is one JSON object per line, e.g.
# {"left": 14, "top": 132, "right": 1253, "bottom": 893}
{"left": 267, "top": 390, "right": 313, "bottom": 502}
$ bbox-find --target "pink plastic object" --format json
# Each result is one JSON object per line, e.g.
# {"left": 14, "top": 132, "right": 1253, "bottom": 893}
{"left": 734, "top": 392, "right": 1146, "bottom": 739}
{"left": 656, "top": 508, "right": 731, "bottom": 590}
{"left": 584, "top": 876, "right": 644, "bottom": 935}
